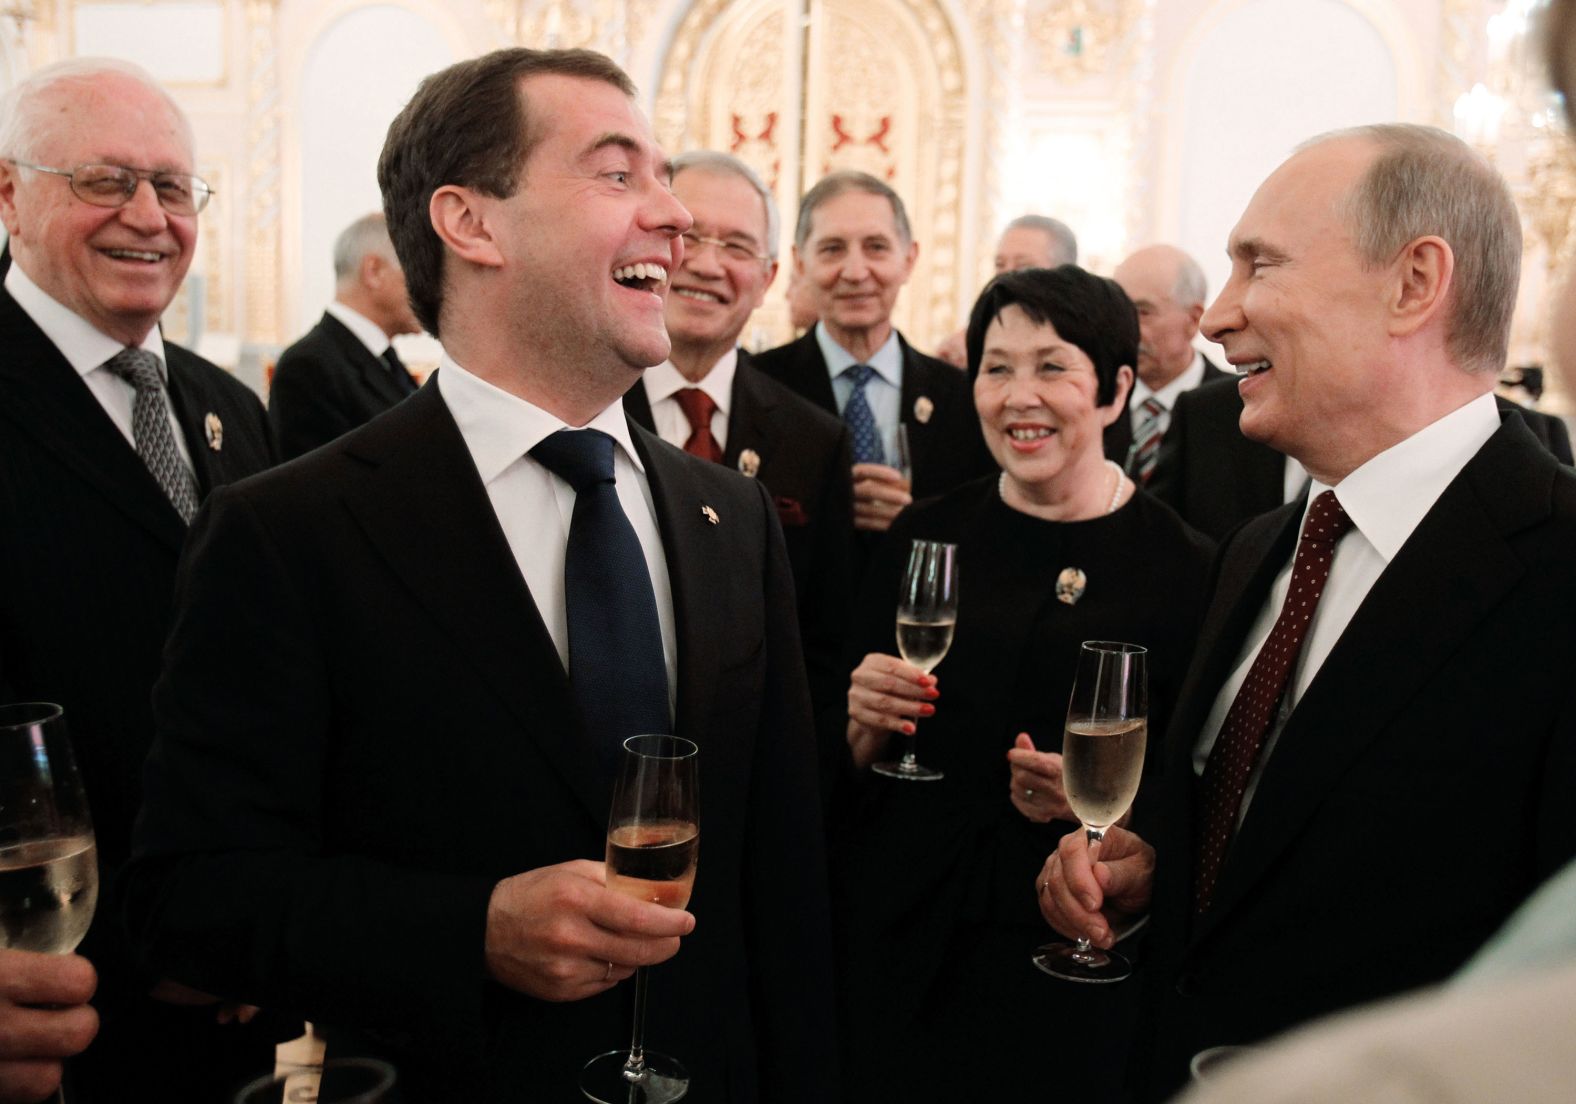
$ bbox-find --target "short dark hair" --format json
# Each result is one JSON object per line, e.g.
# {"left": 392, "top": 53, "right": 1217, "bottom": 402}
{"left": 965, "top": 265, "right": 1137, "bottom": 407}
{"left": 376, "top": 48, "right": 635, "bottom": 337}
{"left": 793, "top": 170, "right": 912, "bottom": 250}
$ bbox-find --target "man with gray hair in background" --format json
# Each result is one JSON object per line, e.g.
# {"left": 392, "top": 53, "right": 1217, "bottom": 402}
{"left": 269, "top": 211, "right": 422, "bottom": 460}
{"left": 1113, "top": 243, "right": 1229, "bottom": 482}
{"left": 934, "top": 212, "right": 1078, "bottom": 369}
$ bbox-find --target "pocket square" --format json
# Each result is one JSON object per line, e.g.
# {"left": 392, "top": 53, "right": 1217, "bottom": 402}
{"left": 774, "top": 495, "right": 808, "bottom": 527}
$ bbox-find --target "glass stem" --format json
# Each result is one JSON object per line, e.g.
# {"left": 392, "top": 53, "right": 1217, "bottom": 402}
{"left": 900, "top": 727, "right": 919, "bottom": 768}
{"left": 622, "top": 966, "right": 651, "bottom": 1082}
{"left": 1076, "top": 824, "right": 1107, "bottom": 958}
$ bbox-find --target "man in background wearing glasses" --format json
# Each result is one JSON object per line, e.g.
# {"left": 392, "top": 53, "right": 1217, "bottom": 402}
{"left": 622, "top": 150, "right": 855, "bottom": 813}
{"left": 0, "top": 58, "right": 280, "bottom": 1101}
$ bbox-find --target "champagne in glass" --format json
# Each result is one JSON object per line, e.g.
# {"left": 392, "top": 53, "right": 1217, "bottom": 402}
{"left": 874, "top": 540, "right": 958, "bottom": 782}
{"left": 582, "top": 735, "right": 699, "bottom": 1104}
{"left": 1032, "top": 642, "right": 1147, "bottom": 983}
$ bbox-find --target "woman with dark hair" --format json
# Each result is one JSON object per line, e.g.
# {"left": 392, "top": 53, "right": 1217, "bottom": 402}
{"left": 835, "top": 265, "right": 1214, "bottom": 1101}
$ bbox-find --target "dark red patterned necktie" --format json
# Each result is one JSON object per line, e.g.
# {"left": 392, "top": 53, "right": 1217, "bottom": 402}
{"left": 675, "top": 388, "right": 722, "bottom": 464}
{"left": 1195, "top": 490, "right": 1355, "bottom": 913}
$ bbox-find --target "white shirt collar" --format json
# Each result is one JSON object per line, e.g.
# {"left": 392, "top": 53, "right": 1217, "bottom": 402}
{"left": 435, "top": 354, "right": 647, "bottom": 486}
{"left": 643, "top": 348, "right": 737, "bottom": 414}
{"left": 1309, "top": 390, "right": 1499, "bottom": 563}
{"left": 5, "top": 259, "right": 167, "bottom": 379}
{"left": 324, "top": 300, "right": 391, "bottom": 357}
{"left": 1131, "top": 353, "right": 1207, "bottom": 410}
{"left": 815, "top": 323, "right": 903, "bottom": 388}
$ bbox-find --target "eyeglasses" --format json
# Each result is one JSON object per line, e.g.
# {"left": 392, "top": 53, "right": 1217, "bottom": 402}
{"left": 7, "top": 160, "right": 214, "bottom": 215}
{"left": 680, "top": 231, "right": 769, "bottom": 264}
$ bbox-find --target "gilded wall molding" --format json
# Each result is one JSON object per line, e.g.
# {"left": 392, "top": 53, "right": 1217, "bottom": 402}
{"left": 245, "top": 0, "right": 281, "bottom": 344}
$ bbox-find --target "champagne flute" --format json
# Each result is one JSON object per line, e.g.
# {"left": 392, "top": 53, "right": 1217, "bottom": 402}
{"left": 1032, "top": 641, "right": 1147, "bottom": 983}
{"left": 0, "top": 703, "right": 97, "bottom": 1104}
{"left": 874, "top": 540, "right": 958, "bottom": 782}
{"left": 581, "top": 735, "right": 699, "bottom": 1104}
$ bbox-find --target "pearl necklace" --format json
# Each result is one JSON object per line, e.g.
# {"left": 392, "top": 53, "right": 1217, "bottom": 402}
{"left": 998, "top": 459, "right": 1127, "bottom": 516}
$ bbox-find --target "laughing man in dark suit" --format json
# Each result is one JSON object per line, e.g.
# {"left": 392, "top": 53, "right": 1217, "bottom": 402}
{"left": 1038, "top": 124, "right": 1576, "bottom": 1101}
{"left": 268, "top": 212, "right": 422, "bottom": 460}
{"left": 753, "top": 171, "right": 993, "bottom": 537}
{"left": 127, "top": 48, "right": 837, "bottom": 1103}
{"left": 622, "top": 150, "right": 854, "bottom": 803}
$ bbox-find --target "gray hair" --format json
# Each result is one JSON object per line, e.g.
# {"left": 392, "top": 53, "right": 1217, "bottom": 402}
{"left": 1301, "top": 123, "right": 1520, "bottom": 374}
{"left": 794, "top": 170, "right": 912, "bottom": 251}
{"left": 1004, "top": 214, "right": 1078, "bottom": 266}
{"left": 671, "top": 150, "right": 780, "bottom": 260}
{"left": 1170, "top": 250, "right": 1207, "bottom": 307}
{"left": 333, "top": 212, "right": 398, "bottom": 283}
{"left": 0, "top": 57, "right": 192, "bottom": 164}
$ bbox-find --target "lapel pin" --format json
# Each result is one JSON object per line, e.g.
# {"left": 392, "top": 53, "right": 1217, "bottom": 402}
{"left": 913, "top": 395, "right": 934, "bottom": 424}
{"left": 1055, "top": 567, "right": 1087, "bottom": 606}
{"left": 701, "top": 505, "right": 719, "bottom": 525}
{"left": 204, "top": 412, "right": 224, "bottom": 451}
{"left": 737, "top": 448, "right": 761, "bottom": 478}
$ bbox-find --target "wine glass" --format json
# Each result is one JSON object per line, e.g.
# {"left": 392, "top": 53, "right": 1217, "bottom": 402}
{"left": 874, "top": 540, "right": 958, "bottom": 782}
{"left": 0, "top": 703, "right": 97, "bottom": 1104}
{"left": 581, "top": 735, "right": 699, "bottom": 1104}
{"left": 1032, "top": 641, "right": 1147, "bottom": 983}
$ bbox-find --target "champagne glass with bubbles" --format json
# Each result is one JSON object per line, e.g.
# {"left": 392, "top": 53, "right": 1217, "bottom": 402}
{"left": 1032, "top": 642, "right": 1147, "bottom": 983}
{"left": 874, "top": 540, "right": 958, "bottom": 782}
{"left": 581, "top": 735, "right": 699, "bottom": 1104}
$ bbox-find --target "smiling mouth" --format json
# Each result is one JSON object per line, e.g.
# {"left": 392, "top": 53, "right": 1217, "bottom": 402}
{"left": 1007, "top": 426, "right": 1054, "bottom": 441}
{"left": 613, "top": 263, "right": 668, "bottom": 292}
{"left": 102, "top": 248, "right": 165, "bottom": 263}
{"left": 1240, "top": 359, "right": 1272, "bottom": 376}
{"left": 673, "top": 287, "right": 724, "bottom": 304}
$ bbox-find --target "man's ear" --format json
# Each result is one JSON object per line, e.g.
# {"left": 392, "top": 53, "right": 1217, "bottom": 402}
{"left": 0, "top": 164, "right": 21, "bottom": 237}
{"left": 430, "top": 185, "right": 504, "bottom": 269}
{"left": 1389, "top": 235, "right": 1453, "bottom": 339}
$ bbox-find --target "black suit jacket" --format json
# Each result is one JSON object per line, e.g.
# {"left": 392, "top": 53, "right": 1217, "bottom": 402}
{"left": 1151, "top": 375, "right": 1574, "bottom": 539}
{"left": 1117, "top": 353, "right": 1230, "bottom": 474}
{"left": 1132, "top": 413, "right": 1576, "bottom": 1100}
{"left": 127, "top": 381, "right": 838, "bottom": 1103}
{"left": 624, "top": 352, "right": 856, "bottom": 805}
{"left": 0, "top": 280, "right": 283, "bottom": 1097}
{"left": 751, "top": 326, "right": 994, "bottom": 501}
{"left": 269, "top": 311, "right": 414, "bottom": 461}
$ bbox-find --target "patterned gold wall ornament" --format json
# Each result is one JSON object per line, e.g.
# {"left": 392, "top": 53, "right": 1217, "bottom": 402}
{"left": 1028, "top": 0, "right": 1137, "bottom": 82}
{"left": 244, "top": 0, "right": 281, "bottom": 345}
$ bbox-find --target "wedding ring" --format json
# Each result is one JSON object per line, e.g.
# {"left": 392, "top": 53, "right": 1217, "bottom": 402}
{"left": 603, "top": 960, "right": 614, "bottom": 982}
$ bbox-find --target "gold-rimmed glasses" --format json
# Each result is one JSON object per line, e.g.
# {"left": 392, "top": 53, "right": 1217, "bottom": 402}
{"left": 6, "top": 159, "right": 213, "bottom": 215}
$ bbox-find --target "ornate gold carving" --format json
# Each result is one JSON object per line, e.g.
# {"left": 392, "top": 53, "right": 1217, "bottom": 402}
{"left": 1027, "top": 0, "right": 1138, "bottom": 82}
{"left": 245, "top": 0, "right": 280, "bottom": 344}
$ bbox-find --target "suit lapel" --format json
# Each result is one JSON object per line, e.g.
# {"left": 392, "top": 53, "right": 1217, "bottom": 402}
{"left": 326, "top": 314, "right": 408, "bottom": 408}
{"left": 720, "top": 355, "right": 778, "bottom": 475}
{"left": 622, "top": 376, "right": 658, "bottom": 435}
{"left": 0, "top": 287, "right": 186, "bottom": 552}
{"left": 785, "top": 329, "right": 839, "bottom": 414}
{"left": 341, "top": 383, "right": 608, "bottom": 829}
{"left": 1193, "top": 422, "right": 1549, "bottom": 942}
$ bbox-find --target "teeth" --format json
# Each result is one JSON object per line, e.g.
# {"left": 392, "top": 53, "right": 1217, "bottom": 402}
{"left": 106, "top": 249, "right": 161, "bottom": 262}
{"left": 613, "top": 262, "right": 668, "bottom": 285}
{"left": 1243, "top": 360, "right": 1272, "bottom": 375}
{"left": 675, "top": 288, "right": 722, "bottom": 303}
{"left": 1008, "top": 427, "right": 1053, "bottom": 441}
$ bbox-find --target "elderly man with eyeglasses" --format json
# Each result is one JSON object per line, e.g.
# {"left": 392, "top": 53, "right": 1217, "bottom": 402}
{"left": 0, "top": 58, "right": 281, "bottom": 1102}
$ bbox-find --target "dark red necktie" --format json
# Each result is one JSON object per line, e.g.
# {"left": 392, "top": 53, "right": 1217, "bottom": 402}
{"left": 674, "top": 388, "right": 722, "bottom": 464}
{"left": 1195, "top": 490, "right": 1355, "bottom": 913}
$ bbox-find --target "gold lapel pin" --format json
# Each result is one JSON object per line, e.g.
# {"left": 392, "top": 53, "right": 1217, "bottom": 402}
{"left": 204, "top": 412, "right": 224, "bottom": 451}
{"left": 737, "top": 448, "right": 761, "bottom": 478}
{"left": 701, "top": 505, "right": 719, "bottom": 525}
{"left": 1055, "top": 567, "right": 1088, "bottom": 606}
{"left": 914, "top": 395, "right": 934, "bottom": 425}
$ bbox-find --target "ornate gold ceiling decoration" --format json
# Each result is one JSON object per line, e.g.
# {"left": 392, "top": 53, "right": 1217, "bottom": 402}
{"left": 1027, "top": 0, "right": 1138, "bottom": 82}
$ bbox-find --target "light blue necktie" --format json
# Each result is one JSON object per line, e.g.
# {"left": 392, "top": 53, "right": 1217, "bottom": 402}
{"left": 842, "top": 363, "right": 885, "bottom": 465}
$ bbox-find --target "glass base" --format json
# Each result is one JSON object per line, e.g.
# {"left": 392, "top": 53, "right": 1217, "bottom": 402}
{"left": 872, "top": 759, "right": 943, "bottom": 782}
{"left": 580, "top": 1050, "right": 688, "bottom": 1104}
{"left": 1031, "top": 940, "right": 1132, "bottom": 984}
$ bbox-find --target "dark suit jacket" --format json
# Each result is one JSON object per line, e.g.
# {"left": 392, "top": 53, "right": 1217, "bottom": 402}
{"left": 625, "top": 352, "right": 856, "bottom": 804}
{"left": 1150, "top": 375, "right": 1574, "bottom": 539}
{"left": 269, "top": 311, "right": 414, "bottom": 461}
{"left": 751, "top": 326, "right": 994, "bottom": 501}
{"left": 1132, "top": 413, "right": 1576, "bottom": 1100}
{"left": 0, "top": 280, "right": 284, "bottom": 1098}
{"left": 1116, "top": 353, "right": 1230, "bottom": 474}
{"left": 126, "top": 381, "right": 838, "bottom": 1103}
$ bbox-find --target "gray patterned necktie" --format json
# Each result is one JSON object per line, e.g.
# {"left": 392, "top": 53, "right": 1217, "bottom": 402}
{"left": 103, "top": 348, "right": 201, "bottom": 523}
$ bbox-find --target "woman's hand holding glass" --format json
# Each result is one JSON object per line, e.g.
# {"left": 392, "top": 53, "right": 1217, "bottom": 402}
{"left": 1006, "top": 733, "right": 1073, "bottom": 823}
{"left": 845, "top": 654, "right": 939, "bottom": 770}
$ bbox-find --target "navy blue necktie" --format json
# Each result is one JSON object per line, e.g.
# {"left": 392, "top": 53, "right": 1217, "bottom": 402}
{"left": 531, "top": 430, "right": 670, "bottom": 770}
{"left": 842, "top": 363, "right": 885, "bottom": 464}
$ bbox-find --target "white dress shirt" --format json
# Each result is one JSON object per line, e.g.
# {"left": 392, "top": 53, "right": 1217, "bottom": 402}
{"left": 1129, "top": 353, "right": 1207, "bottom": 436}
{"left": 1192, "top": 391, "right": 1501, "bottom": 817}
{"left": 436, "top": 356, "right": 677, "bottom": 716}
{"left": 6, "top": 260, "right": 193, "bottom": 469}
{"left": 817, "top": 323, "right": 904, "bottom": 463}
{"left": 642, "top": 349, "right": 737, "bottom": 452}
{"left": 324, "top": 300, "right": 392, "bottom": 359}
